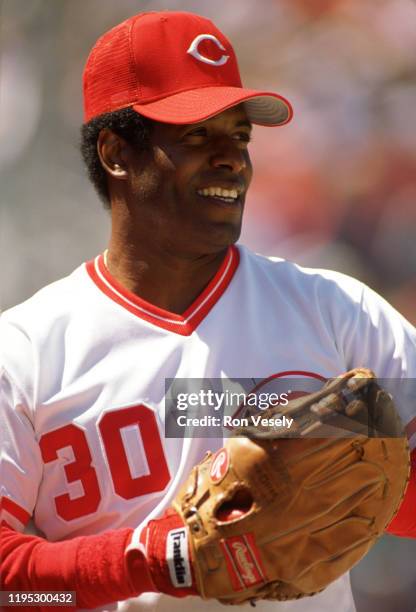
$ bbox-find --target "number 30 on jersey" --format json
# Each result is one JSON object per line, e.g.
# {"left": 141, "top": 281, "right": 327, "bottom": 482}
{"left": 39, "top": 405, "right": 170, "bottom": 521}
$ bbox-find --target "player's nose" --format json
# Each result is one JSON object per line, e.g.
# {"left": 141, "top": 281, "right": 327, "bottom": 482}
{"left": 209, "top": 138, "right": 248, "bottom": 174}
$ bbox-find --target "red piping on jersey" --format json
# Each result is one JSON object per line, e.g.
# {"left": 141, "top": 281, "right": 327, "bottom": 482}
{"left": 85, "top": 246, "right": 239, "bottom": 336}
{"left": 0, "top": 497, "right": 30, "bottom": 527}
{"left": 231, "top": 370, "right": 326, "bottom": 421}
{"left": 248, "top": 370, "right": 326, "bottom": 395}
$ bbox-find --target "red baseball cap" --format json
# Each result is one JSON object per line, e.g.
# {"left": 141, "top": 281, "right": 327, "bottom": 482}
{"left": 83, "top": 11, "right": 293, "bottom": 127}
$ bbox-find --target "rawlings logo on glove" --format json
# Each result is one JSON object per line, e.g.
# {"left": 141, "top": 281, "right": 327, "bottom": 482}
{"left": 220, "top": 534, "right": 266, "bottom": 590}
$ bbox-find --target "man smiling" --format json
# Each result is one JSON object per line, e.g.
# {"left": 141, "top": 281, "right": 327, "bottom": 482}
{"left": 96, "top": 105, "right": 254, "bottom": 314}
{"left": 1, "top": 10, "right": 415, "bottom": 612}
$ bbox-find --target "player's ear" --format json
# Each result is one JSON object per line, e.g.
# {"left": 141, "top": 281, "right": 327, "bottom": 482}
{"left": 97, "top": 128, "right": 129, "bottom": 179}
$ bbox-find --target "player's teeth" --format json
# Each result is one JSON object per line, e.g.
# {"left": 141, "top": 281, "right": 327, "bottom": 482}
{"left": 197, "top": 187, "right": 239, "bottom": 199}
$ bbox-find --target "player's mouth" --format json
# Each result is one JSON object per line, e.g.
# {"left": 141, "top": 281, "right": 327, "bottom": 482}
{"left": 196, "top": 186, "right": 243, "bottom": 207}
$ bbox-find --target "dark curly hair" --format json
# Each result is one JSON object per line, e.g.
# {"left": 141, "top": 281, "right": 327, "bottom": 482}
{"left": 80, "top": 108, "right": 154, "bottom": 207}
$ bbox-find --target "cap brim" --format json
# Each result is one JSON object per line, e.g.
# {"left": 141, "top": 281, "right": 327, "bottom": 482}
{"left": 132, "top": 86, "right": 293, "bottom": 126}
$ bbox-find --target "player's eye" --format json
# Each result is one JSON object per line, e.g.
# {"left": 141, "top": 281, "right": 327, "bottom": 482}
{"left": 182, "top": 128, "right": 208, "bottom": 141}
{"left": 233, "top": 131, "right": 252, "bottom": 144}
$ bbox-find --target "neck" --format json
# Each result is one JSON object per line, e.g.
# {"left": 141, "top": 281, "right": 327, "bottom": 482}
{"left": 106, "top": 231, "right": 229, "bottom": 315}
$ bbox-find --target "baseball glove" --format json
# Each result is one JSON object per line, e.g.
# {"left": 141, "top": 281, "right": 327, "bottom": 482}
{"left": 172, "top": 368, "right": 410, "bottom": 605}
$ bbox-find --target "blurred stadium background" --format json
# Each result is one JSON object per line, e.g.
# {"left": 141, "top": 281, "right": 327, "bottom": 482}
{"left": 1, "top": 1, "right": 415, "bottom": 610}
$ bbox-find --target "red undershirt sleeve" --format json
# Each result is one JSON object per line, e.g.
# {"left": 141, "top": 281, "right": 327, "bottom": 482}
{"left": 386, "top": 447, "right": 416, "bottom": 537}
{"left": 0, "top": 524, "right": 156, "bottom": 609}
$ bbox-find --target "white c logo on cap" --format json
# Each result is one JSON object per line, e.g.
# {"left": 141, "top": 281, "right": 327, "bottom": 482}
{"left": 187, "top": 34, "right": 229, "bottom": 66}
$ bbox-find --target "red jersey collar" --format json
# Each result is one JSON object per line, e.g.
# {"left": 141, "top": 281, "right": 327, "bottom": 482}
{"left": 85, "top": 246, "right": 239, "bottom": 336}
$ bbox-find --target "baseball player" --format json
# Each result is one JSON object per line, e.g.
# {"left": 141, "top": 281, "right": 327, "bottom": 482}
{"left": 1, "top": 11, "right": 415, "bottom": 612}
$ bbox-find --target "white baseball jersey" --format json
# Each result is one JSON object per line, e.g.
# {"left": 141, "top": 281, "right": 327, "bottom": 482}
{"left": 1, "top": 244, "right": 416, "bottom": 612}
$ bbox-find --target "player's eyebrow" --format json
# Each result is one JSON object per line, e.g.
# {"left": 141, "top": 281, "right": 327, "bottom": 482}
{"left": 235, "top": 120, "right": 252, "bottom": 130}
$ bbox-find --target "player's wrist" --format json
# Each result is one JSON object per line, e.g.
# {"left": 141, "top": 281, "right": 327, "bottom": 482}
{"left": 126, "top": 509, "right": 197, "bottom": 598}
{"left": 125, "top": 539, "right": 158, "bottom": 595}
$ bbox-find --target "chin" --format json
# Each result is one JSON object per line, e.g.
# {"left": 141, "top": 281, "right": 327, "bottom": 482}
{"left": 200, "top": 220, "right": 242, "bottom": 252}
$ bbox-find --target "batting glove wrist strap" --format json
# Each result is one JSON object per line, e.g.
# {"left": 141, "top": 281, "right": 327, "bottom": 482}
{"left": 127, "top": 509, "right": 196, "bottom": 597}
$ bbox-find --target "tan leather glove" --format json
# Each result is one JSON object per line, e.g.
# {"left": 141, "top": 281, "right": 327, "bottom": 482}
{"left": 171, "top": 369, "right": 410, "bottom": 605}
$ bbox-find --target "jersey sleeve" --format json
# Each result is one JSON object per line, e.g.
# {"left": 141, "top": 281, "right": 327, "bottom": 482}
{"left": 0, "top": 317, "right": 42, "bottom": 531}
{"left": 330, "top": 281, "right": 416, "bottom": 447}
{"left": 329, "top": 281, "right": 416, "bottom": 537}
{"left": 342, "top": 284, "right": 416, "bottom": 376}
